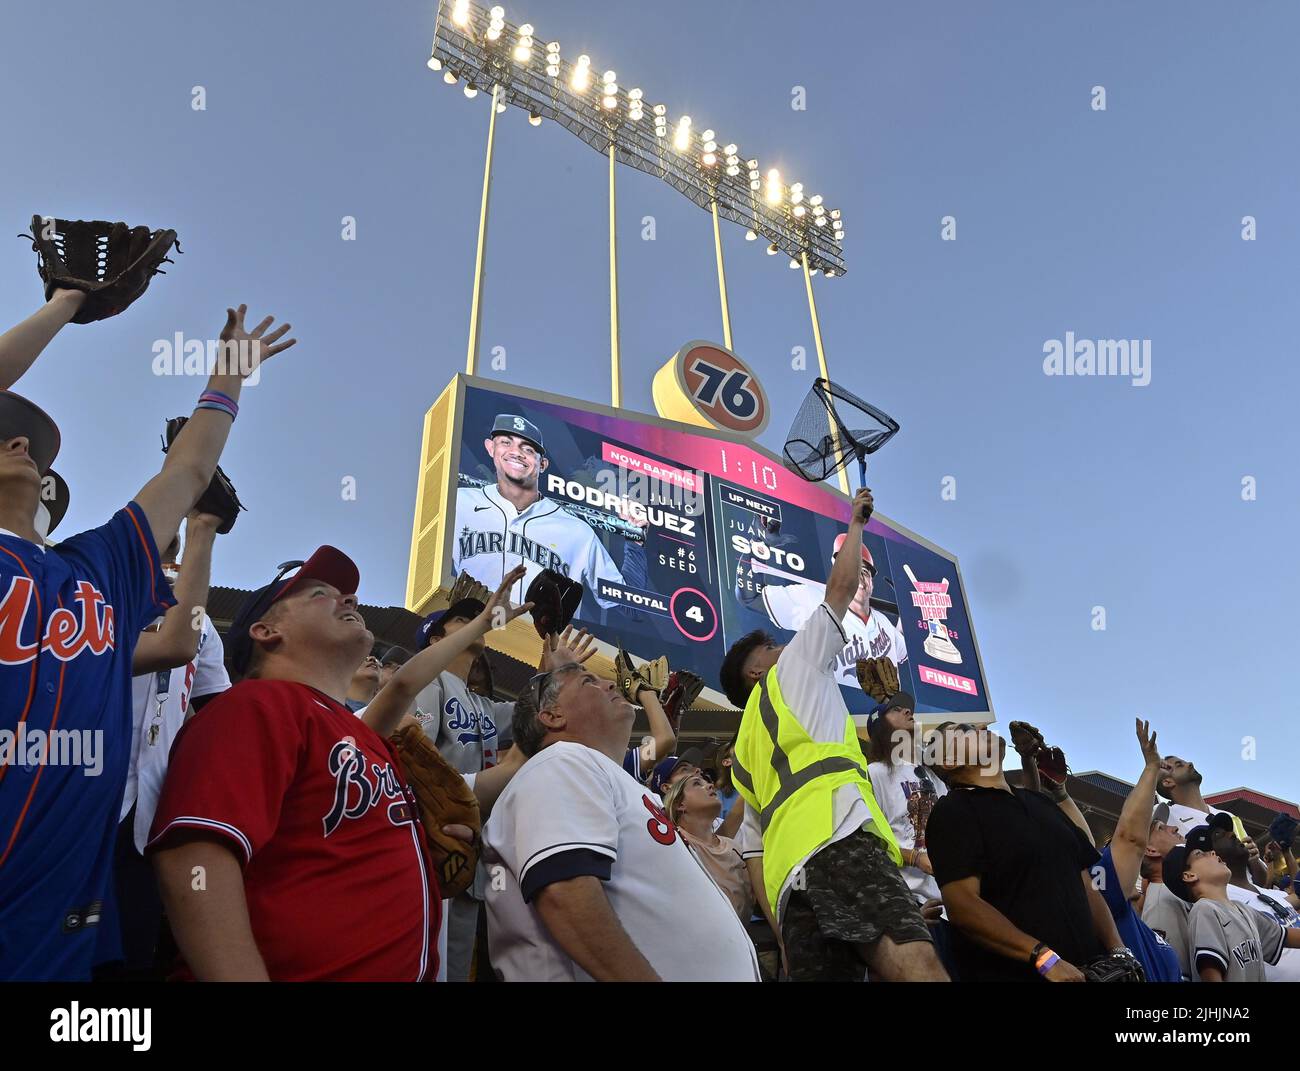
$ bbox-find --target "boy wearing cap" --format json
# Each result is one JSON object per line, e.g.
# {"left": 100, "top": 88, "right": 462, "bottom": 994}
{"left": 1162, "top": 821, "right": 1300, "bottom": 982}
{"left": 1, "top": 300, "right": 295, "bottom": 981}
{"left": 148, "top": 547, "right": 463, "bottom": 981}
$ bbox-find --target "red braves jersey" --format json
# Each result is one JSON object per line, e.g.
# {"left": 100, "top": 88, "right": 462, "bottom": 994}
{"left": 148, "top": 679, "right": 441, "bottom": 981}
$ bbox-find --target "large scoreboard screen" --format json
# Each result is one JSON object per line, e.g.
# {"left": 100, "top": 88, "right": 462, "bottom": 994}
{"left": 417, "top": 376, "right": 992, "bottom": 718}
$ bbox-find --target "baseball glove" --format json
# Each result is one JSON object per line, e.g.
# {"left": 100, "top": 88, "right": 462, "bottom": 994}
{"left": 614, "top": 646, "right": 669, "bottom": 704}
{"left": 855, "top": 656, "right": 900, "bottom": 703}
{"left": 447, "top": 570, "right": 493, "bottom": 608}
{"left": 1035, "top": 745, "right": 1069, "bottom": 788}
{"left": 1083, "top": 950, "right": 1146, "bottom": 983}
{"left": 524, "top": 568, "right": 583, "bottom": 638}
{"left": 659, "top": 669, "right": 704, "bottom": 729}
{"left": 389, "top": 721, "right": 481, "bottom": 899}
{"left": 1007, "top": 720, "right": 1046, "bottom": 759}
{"left": 162, "top": 416, "right": 245, "bottom": 534}
{"left": 26, "top": 215, "right": 179, "bottom": 324}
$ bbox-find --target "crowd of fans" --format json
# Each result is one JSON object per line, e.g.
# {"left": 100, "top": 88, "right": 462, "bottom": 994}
{"left": 1, "top": 290, "right": 1297, "bottom": 983}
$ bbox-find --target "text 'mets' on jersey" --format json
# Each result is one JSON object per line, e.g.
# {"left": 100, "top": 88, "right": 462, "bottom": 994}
{"left": 483, "top": 741, "right": 761, "bottom": 982}
{"left": 453, "top": 484, "right": 624, "bottom": 609}
{"left": 0, "top": 503, "right": 174, "bottom": 981}
{"left": 124, "top": 614, "right": 229, "bottom": 852}
{"left": 147, "top": 679, "right": 440, "bottom": 981}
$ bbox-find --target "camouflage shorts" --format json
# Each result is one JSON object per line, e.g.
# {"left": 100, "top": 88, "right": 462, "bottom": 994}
{"left": 780, "top": 827, "right": 932, "bottom": 982}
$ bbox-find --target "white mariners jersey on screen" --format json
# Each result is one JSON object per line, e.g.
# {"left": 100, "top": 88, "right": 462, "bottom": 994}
{"left": 761, "top": 579, "right": 907, "bottom": 688}
{"left": 453, "top": 484, "right": 624, "bottom": 608}
{"left": 124, "top": 615, "right": 230, "bottom": 853}
{"left": 482, "top": 741, "right": 761, "bottom": 982}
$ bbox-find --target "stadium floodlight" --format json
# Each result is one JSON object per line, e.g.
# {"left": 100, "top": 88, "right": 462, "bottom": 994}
{"left": 429, "top": 0, "right": 847, "bottom": 406}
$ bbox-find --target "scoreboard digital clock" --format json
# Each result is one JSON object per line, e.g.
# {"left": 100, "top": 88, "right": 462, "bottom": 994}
{"left": 409, "top": 374, "right": 992, "bottom": 719}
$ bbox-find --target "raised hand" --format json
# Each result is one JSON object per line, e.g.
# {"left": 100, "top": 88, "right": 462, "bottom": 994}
{"left": 218, "top": 304, "right": 296, "bottom": 379}
{"left": 851, "top": 486, "right": 874, "bottom": 525}
{"left": 480, "top": 565, "right": 533, "bottom": 631}
{"left": 1135, "top": 718, "right": 1160, "bottom": 770}
{"left": 541, "top": 625, "right": 597, "bottom": 671}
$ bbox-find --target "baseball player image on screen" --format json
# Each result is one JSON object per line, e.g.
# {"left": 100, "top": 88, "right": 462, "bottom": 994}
{"left": 453, "top": 414, "right": 639, "bottom": 617}
{"left": 741, "top": 532, "right": 907, "bottom": 691}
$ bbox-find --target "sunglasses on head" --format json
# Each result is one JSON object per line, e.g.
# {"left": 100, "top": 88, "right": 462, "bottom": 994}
{"left": 527, "top": 662, "right": 582, "bottom": 711}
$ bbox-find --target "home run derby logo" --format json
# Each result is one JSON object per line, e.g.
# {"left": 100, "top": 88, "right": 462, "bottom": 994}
{"left": 323, "top": 737, "right": 412, "bottom": 835}
{"left": 0, "top": 577, "right": 115, "bottom": 664}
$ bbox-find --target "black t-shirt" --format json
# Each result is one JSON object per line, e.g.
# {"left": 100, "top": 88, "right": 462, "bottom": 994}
{"left": 926, "top": 785, "right": 1103, "bottom": 981}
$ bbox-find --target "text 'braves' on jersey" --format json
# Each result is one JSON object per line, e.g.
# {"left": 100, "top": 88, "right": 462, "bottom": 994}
{"left": 0, "top": 503, "right": 174, "bottom": 981}
{"left": 453, "top": 483, "right": 624, "bottom": 609}
{"left": 482, "top": 741, "right": 761, "bottom": 982}
{"left": 148, "top": 679, "right": 440, "bottom": 981}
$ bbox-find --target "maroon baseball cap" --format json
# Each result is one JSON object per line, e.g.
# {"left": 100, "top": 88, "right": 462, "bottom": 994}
{"left": 226, "top": 546, "right": 361, "bottom": 674}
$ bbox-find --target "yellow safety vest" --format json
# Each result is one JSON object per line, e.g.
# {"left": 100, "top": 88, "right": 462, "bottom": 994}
{"left": 731, "top": 665, "right": 901, "bottom": 916}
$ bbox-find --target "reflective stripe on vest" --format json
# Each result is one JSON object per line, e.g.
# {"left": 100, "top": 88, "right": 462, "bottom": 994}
{"left": 735, "top": 681, "right": 868, "bottom": 833}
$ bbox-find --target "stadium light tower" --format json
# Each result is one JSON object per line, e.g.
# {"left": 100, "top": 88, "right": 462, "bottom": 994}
{"left": 429, "top": 0, "right": 851, "bottom": 486}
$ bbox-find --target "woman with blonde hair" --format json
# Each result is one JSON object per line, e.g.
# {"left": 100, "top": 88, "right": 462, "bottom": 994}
{"left": 663, "top": 770, "right": 754, "bottom": 922}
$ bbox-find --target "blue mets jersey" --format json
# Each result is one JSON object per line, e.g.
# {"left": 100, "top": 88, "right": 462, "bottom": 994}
{"left": 0, "top": 502, "right": 174, "bottom": 980}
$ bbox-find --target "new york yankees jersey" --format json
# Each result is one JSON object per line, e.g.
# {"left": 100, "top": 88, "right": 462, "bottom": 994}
{"left": 0, "top": 503, "right": 174, "bottom": 981}
{"left": 453, "top": 483, "right": 624, "bottom": 609}
{"left": 123, "top": 614, "right": 229, "bottom": 852}
{"left": 148, "top": 679, "right": 439, "bottom": 981}
{"left": 761, "top": 580, "right": 907, "bottom": 690}
{"left": 1226, "top": 882, "right": 1300, "bottom": 982}
{"left": 412, "top": 670, "right": 515, "bottom": 775}
{"left": 1187, "top": 897, "right": 1285, "bottom": 982}
{"left": 482, "top": 741, "right": 761, "bottom": 982}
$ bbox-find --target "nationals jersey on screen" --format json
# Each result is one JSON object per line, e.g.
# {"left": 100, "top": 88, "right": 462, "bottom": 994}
{"left": 761, "top": 579, "right": 907, "bottom": 690}
{"left": 123, "top": 614, "right": 229, "bottom": 852}
{"left": 482, "top": 741, "right": 761, "bottom": 982}
{"left": 0, "top": 503, "right": 174, "bottom": 981}
{"left": 148, "top": 679, "right": 440, "bottom": 981}
{"left": 453, "top": 484, "right": 624, "bottom": 610}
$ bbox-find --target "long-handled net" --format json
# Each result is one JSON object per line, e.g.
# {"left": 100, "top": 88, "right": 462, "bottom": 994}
{"left": 782, "top": 379, "right": 900, "bottom": 486}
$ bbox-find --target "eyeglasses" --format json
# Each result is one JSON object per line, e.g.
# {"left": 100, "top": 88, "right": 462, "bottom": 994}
{"left": 527, "top": 662, "right": 582, "bottom": 711}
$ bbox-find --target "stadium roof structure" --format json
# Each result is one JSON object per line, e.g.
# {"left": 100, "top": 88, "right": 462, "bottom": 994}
{"left": 1072, "top": 770, "right": 1136, "bottom": 797}
{"left": 1205, "top": 788, "right": 1300, "bottom": 821}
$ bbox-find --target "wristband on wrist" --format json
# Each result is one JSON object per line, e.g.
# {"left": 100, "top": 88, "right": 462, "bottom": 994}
{"left": 1034, "top": 948, "right": 1059, "bottom": 976}
{"left": 196, "top": 392, "right": 238, "bottom": 421}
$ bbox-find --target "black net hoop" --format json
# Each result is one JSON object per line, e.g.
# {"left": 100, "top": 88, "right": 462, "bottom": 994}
{"left": 782, "top": 379, "right": 900, "bottom": 483}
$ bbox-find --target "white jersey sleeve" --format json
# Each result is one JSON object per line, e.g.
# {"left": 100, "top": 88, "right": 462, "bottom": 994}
{"left": 735, "top": 804, "right": 763, "bottom": 859}
{"left": 191, "top": 617, "right": 230, "bottom": 700}
{"left": 779, "top": 601, "right": 849, "bottom": 681}
{"left": 761, "top": 580, "right": 821, "bottom": 633}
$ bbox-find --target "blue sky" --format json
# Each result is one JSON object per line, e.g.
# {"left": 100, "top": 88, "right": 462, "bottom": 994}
{"left": 2, "top": 0, "right": 1296, "bottom": 801}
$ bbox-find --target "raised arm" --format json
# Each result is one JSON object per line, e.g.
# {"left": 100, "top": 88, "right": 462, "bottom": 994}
{"left": 0, "top": 290, "right": 86, "bottom": 390}
{"left": 1109, "top": 719, "right": 1161, "bottom": 895}
{"left": 637, "top": 689, "right": 676, "bottom": 766}
{"left": 826, "top": 487, "right": 873, "bottom": 619}
{"left": 362, "top": 565, "right": 532, "bottom": 738}
{"left": 133, "top": 511, "right": 220, "bottom": 675}
{"left": 133, "top": 305, "right": 296, "bottom": 552}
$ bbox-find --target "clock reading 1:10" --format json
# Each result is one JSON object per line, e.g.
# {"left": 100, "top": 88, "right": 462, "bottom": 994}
{"left": 719, "top": 448, "right": 779, "bottom": 492}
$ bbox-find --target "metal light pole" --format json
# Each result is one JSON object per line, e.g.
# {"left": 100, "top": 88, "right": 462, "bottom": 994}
{"left": 710, "top": 198, "right": 733, "bottom": 350}
{"left": 801, "top": 250, "right": 850, "bottom": 496}
{"left": 608, "top": 141, "right": 622, "bottom": 407}
{"left": 465, "top": 83, "right": 502, "bottom": 375}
